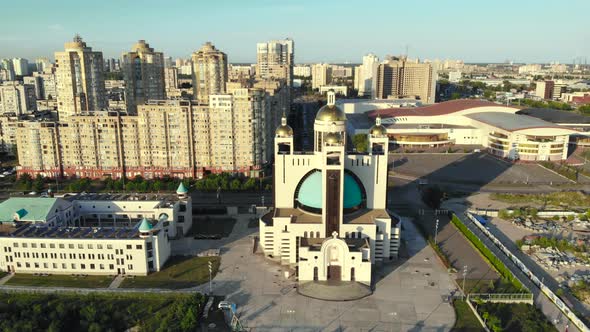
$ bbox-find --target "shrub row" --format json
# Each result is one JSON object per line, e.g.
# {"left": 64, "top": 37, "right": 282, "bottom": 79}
{"left": 451, "top": 214, "right": 525, "bottom": 291}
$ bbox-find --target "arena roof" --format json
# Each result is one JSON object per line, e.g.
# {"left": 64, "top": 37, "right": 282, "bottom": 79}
{"left": 516, "top": 108, "right": 590, "bottom": 124}
{"left": 367, "top": 99, "right": 518, "bottom": 118}
{"left": 465, "top": 112, "right": 570, "bottom": 131}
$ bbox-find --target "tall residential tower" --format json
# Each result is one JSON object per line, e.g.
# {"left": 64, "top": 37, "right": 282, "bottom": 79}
{"left": 54, "top": 35, "right": 107, "bottom": 120}
{"left": 121, "top": 40, "right": 166, "bottom": 112}
{"left": 256, "top": 39, "right": 294, "bottom": 86}
{"left": 191, "top": 42, "right": 228, "bottom": 104}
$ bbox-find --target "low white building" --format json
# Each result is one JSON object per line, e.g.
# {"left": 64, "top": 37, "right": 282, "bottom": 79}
{"left": 260, "top": 91, "right": 401, "bottom": 290}
{"left": 0, "top": 183, "right": 191, "bottom": 276}
{"left": 349, "top": 99, "right": 584, "bottom": 161}
{"left": 319, "top": 85, "right": 347, "bottom": 96}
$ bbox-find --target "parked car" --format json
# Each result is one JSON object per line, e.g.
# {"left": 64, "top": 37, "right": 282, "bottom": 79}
{"left": 218, "top": 301, "right": 232, "bottom": 310}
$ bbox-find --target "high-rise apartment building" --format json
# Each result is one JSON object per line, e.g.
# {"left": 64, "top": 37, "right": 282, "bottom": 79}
{"left": 191, "top": 42, "right": 227, "bottom": 104}
{"left": 354, "top": 53, "right": 379, "bottom": 96}
{"left": 54, "top": 35, "right": 107, "bottom": 120}
{"left": 535, "top": 80, "right": 555, "bottom": 100}
{"left": 164, "top": 67, "right": 178, "bottom": 90}
{"left": 311, "top": 63, "right": 332, "bottom": 90}
{"left": 0, "top": 82, "right": 37, "bottom": 115}
{"left": 121, "top": 40, "right": 166, "bottom": 112}
{"left": 1, "top": 59, "right": 15, "bottom": 81}
{"left": 16, "top": 87, "right": 277, "bottom": 179}
{"left": 12, "top": 58, "right": 29, "bottom": 76}
{"left": 33, "top": 72, "right": 58, "bottom": 100}
{"left": 23, "top": 76, "right": 42, "bottom": 100}
{"left": 256, "top": 39, "right": 294, "bottom": 86}
{"left": 375, "top": 57, "right": 436, "bottom": 103}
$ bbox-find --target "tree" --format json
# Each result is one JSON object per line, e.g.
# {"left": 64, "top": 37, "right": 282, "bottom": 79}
{"left": 242, "top": 177, "right": 257, "bottom": 191}
{"left": 180, "top": 308, "right": 198, "bottom": 331}
{"left": 230, "top": 178, "right": 242, "bottom": 191}
{"left": 352, "top": 134, "right": 368, "bottom": 153}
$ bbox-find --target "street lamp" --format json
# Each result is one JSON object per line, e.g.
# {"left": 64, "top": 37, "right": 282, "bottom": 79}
{"left": 462, "top": 265, "right": 468, "bottom": 299}
{"left": 435, "top": 219, "right": 439, "bottom": 245}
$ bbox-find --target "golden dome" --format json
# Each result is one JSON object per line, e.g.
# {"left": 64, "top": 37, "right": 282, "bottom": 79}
{"left": 315, "top": 104, "right": 346, "bottom": 122}
{"left": 276, "top": 113, "right": 293, "bottom": 137}
{"left": 324, "top": 132, "right": 343, "bottom": 145}
{"left": 276, "top": 124, "right": 293, "bottom": 137}
{"left": 370, "top": 124, "right": 387, "bottom": 137}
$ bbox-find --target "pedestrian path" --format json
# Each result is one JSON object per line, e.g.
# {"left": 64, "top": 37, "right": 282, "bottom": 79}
{"left": 108, "top": 275, "right": 124, "bottom": 289}
{"left": 0, "top": 273, "right": 14, "bottom": 285}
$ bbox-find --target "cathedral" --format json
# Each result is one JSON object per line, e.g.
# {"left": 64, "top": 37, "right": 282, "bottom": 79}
{"left": 259, "top": 91, "right": 401, "bottom": 290}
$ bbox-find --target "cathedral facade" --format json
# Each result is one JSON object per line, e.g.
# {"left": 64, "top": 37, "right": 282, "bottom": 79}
{"left": 259, "top": 91, "right": 401, "bottom": 287}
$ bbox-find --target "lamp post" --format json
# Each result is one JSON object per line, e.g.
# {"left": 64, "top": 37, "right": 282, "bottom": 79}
{"left": 208, "top": 260, "right": 213, "bottom": 294}
{"left": 435, "top": 219, "right": 439, "bottom": 245}
{"left": 462, "top": 265, "right": 468, "bottom": 299}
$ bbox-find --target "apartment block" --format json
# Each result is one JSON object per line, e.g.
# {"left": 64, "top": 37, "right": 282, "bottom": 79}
{"left": 0, "top": 81, "right": 37, "bottom": 115}
{"left": 54, "top": 35, "right": 107, "bottom": 121}
{"left": 16, "top": 89, "right": 274, "bottom": 179}
{"left": 256, "top": 39, "right": 294, "bottom": 86}
{"left": 121, "top": 40, "right": 166, "bottom": 112}
{"left": 375, "top": 57, "right": 436, "bottom": 103}
{"left": 191, "top": 42, "right": 227, "bottom": 104}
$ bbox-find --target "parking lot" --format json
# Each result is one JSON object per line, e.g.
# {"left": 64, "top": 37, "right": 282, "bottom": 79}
{"left": 391, "top": 153, "right": 571, "bottom": 185}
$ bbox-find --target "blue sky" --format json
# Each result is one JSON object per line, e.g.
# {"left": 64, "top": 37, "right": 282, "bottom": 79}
{"left": 1, "top": 0, "right": 589, "bottom": 64}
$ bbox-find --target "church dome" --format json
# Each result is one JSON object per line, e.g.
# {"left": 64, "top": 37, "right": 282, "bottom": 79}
{"left": 324, "top": 131, "right": 343, "bottom": 145}
{"left": 315, "top": 104, "right": 347, "bottom": 122}
{"left": 275, "top": 114, "right": 293, "bottom": 137}
{"left": 369, "top": 115, "right": 387, "bottom": 137}
{"left": 369, "top": 124, "right": 387, "bottom": 137}
{"left": 296, "top": 170, "right": 364, "bottom": 213}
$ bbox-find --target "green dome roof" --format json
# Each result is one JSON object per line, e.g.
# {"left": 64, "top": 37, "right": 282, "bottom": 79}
{"left": 138, "top": 217, "right": 153, "bottom": 232}
{"left": 176, "top": 182, "right": 188, "bottom": 194}
{"left": 296, "top": 171, "right": 363, "bottom": 211}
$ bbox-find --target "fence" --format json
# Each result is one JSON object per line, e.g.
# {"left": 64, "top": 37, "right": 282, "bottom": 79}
{"left": 467, "top": 208, "right": 578, "bottom": 218}
{"left": 468, "top": 293, "right": 533, "bottom": 304}
{"left": 464, "top": 212, "right": 590, "bottom": 332}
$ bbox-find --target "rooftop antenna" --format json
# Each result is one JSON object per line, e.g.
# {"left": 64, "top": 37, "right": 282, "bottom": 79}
{"left": 73, "top": 34, "right": 82, "bottom": 43}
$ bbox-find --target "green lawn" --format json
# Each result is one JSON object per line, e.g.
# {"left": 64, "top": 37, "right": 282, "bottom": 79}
{"left": 451, "top": 300, "right": 484, "bottom": 332}
{"left": 0, "top": 271, "right": 7, "bottom": 279}
{"left": 120, "top": 256, "right": 220, "bottom": 289}
{"left": 5, "top": 274, "right": 114, "bottom": 288}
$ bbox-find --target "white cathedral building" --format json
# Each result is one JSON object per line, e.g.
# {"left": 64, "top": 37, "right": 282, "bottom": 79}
{"left": 259, "top": 91, "right": 401, "bottom": 290}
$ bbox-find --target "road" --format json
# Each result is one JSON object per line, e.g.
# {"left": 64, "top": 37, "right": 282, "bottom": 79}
{"left": 456, "top": 211, "right": 583, "bottom": 332}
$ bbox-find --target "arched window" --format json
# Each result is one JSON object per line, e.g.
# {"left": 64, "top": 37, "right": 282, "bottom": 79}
{"left": 316, "top": 231, "right": 320, "bottom": 238}
{"left": 313, "top": 267, "right": 318, "bottom": 281}
{"left": 358, "top": 231, "right": 362, "bottom": 238}
{"left": 304, "top": 231, "right": 308, "bottom": 238}
{"left": 309, "top": 231, "right": 314, "bottom": 238}
{"left": 345, "top": 232, "right": 349, "bottom": 238}
{"left": 351, "top": 267, "right": 355, "bottom": 281}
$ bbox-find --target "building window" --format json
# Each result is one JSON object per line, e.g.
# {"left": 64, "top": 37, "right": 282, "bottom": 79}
{"left": 53, "top": 263, "right": 57, "bottom": 269}
{"left": 136, "top": 245, "right": 143, "bottom": 250}
{"left": 90, "top": 264, "right": 95, "bottom": 269}
{"left": 71, "top": 264, "right": 76, "bottom": 269}
{"left": 107, "top": 245, "right": 113, "bottom": 249}
{"left": 81, "top": 264, "right": 86, "bottom": 270}
{"left": 69, "top": 244, "right": 74, "bottom": 249}
{"left": 22, "top": 243, "right": 27, "bottom": 248}
{"left": 43, "top": 263, "right": 48, "bottom": 269}
{"left": 109, "top": 264, "right": 114, "bottom": 270}
{"left": 126, "top": 245, "right": 132, "bottom": 250}
{"left": 128, "top": 264, "right": 133, "bottom": 270}
{"left": 34, "top": 263, "right": 39, "bottom": 268}
{"left": 88, "top": 244, "right": 93, "bottom": 249}
{"left": 31, "top": 243, "right": 37, "bottom": 248}
{"left": 59, "top": 244, "right": 65, "bottom": 249}
{"left": 50, "top": 244, "right": 55, "bottom": 249}
{"left": 13, "top": 243, "right": 18, "bottom": 248}
{"left": 97, "top": 244, "right": 103, "bottom": 249}
{"left": 78, "top": 244, "right": 83, "bottom": 249}
{"left": 17, "top": 262, "right": 21, "bottom": 268}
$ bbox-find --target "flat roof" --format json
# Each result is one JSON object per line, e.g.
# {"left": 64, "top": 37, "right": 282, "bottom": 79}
{"left": 465, "top": 112, "right": 571, "bottom": 131}
{"left": 386, "top": 123, "right": 476, "bottom": 130}
{"left": 300, "top": 237, "right": 369, "bottom": 251}
{"left": 0, "top": 197, "right": 62, "bottom": 222}
{"left": 63, "top": 193, "right": 180, "bottom": 208}
{"left": 264, "top": 207, "right": 390, "bottom": 225}
{"left": 343, "top": 209, "right": 389, "bottom": 224}
{"left": 516, "top": 108, "right": 590, "bottom": 124}
{"left": 0, "top": 224, "right": 143, "bottom": 239}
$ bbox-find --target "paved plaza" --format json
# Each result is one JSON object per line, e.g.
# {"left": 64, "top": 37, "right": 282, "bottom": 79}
{"left": 186, "top": 215, "right": 457, "bottom": 331}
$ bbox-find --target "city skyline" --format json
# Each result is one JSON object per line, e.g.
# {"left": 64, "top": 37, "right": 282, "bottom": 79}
{"left": 1, "top": 0, "right": 589, "bottom": 64}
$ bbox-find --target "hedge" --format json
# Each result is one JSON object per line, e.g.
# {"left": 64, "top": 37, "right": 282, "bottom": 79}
{"left": 451, "top": 214, "right": 526, "bottom": 291}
